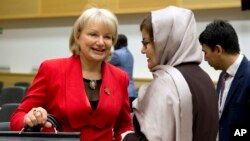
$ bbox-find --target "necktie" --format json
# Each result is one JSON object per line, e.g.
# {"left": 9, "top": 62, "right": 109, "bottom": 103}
{"left": 219, "top": 72, "right": 230, "bottom": 106}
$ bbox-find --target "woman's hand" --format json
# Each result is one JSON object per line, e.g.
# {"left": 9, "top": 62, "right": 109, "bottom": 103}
{"left": 23, "top": 107, "right": 52, "bottom": 128}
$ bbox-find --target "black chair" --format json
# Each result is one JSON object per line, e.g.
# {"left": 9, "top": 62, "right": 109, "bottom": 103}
{"left": 14, "top": 81, "right": 30, "bottom": 93}
{"left": 0, "top": 81, "right": 4, "bottom": 98}
{"left": 0, "top": 81, "right": 3, "bottom": 90}
{"left": 0, "top": 122, "right": 10, "bottom": 131}
{"left": 0, "top": 103, "right": 20, "bottom": 122}
{"left": 14, "top": 81, "right": 30, "bottom": 91}
{"left": 0, "top": 103, "right": 20, "bottom": 131}
{"left": 14, "top": 81, "right": 30, "bottom": 87}
{"left": 0, "top": 86, "right": 26, "bottom": 107}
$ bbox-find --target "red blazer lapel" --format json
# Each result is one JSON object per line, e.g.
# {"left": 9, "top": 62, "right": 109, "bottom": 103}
{"left": 65, "top": 56, "right": 92, "bottom": 129}
{"left": 90, "top": 63, "right": 116, "bottom": 128}
{"left": 63, "top": 58, "right": 128, "bottom": 130}
{"left": 90, "top": 63, "right": 128, "bottom": 129}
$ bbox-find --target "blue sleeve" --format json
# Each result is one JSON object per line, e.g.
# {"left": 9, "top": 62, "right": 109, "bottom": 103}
{"left": 109, "top": 52, "right": 120, "bottom": 66}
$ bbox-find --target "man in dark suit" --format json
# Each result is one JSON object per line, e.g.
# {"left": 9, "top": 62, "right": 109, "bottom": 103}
{"left": 199, "top": 20, "right": 250, "bottom": 141}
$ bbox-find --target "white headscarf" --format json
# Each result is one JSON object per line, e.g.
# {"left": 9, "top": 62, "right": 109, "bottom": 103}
{"left": 152, "top": 6, "right": 202, "bottom": 66}
{"left": 133, "top": 6, "right": 202, "bottom": 141}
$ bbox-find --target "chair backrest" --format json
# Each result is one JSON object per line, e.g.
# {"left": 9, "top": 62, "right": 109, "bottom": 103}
{"left": 0, "top": 81, "right": 4, "bottom": 97}
{"left": 0, "top": 66, "right": 10, "bottom": 72}
{"left": 14, "top": 81, "right": 30, "bottom": 89}
{"left": 0, "top": 87, "right": 26, "bottom": 107}
{"left": 0, "top": 81, "right": 3, "bottom": 89}
{"left": 14, "top": 82, "right": 30, "bottom": 95}
{"left": 0, "top": 122, "right": 11, "bottom": 131}
{"left": 0, "top": 103, "right": 20, "bottom": 122}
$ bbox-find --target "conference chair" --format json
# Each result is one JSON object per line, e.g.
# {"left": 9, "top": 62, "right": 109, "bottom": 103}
{"left": 14, "top": 81, "right": 31, "bottom": 95}
{"left": 14, "top": 81, "right": 30, "bottom": 88}
{"left": 0, "top": 122, "right": 10, "bottom": 131}
{"left": 0, "top": 103, "right": 20, "bottom": 122}
{"left": 0, "top": 86, "right": 26, "bottom": 107}
{"left": 0, "top": 103, "right": 20, "bottom": 131}
{"left": 0, "top": 81, "right": 3, "bottom": 97}
{"left": 0, "top": 81, "right": 3, "bottom": 90}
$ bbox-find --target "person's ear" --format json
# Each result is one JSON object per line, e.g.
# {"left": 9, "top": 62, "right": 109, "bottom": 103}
{"left": 215, "top": 45, "right": 224, "bottom": 55}
{"left": 75, "top": 31, "right": 81, "bottom": 45}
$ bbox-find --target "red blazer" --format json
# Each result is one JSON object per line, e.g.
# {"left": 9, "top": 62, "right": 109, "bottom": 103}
{"left": 10, "top": 55, "right": 133, "bottom": 141}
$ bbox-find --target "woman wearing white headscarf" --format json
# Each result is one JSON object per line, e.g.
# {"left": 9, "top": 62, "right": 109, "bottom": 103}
{"left": 123, "top": 6, "right": 218, "bottom": 141}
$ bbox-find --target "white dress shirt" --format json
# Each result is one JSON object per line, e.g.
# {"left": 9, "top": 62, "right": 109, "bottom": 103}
{"left": 217, "top": 54, "right": 244, "bottom": 141}
{"left": 218, "top": 54, "right": 243, "bottom": 118}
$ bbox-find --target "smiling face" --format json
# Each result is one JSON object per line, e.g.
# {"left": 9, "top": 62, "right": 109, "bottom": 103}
{"left": 77, "top": 20, "right": 113, "bottom": 63}
{"left": 141, "top": 28, "right": 157, "bottom": 71}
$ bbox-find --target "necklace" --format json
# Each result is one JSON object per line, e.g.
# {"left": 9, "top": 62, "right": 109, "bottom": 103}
{"left": 89, "top": 80, "right": 97, "bottom": 90}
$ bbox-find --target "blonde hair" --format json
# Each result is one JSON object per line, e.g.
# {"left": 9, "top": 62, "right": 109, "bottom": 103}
{"left": 69, "top": 7, "right": 118, "bottom": 55}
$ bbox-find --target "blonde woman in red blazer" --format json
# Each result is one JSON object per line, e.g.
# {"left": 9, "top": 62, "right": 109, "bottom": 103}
{"left": 10, "top": 7, "right": 133, "bottom": 141}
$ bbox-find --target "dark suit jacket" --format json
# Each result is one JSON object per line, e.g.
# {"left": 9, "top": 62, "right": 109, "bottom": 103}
{"left": 218, "top": 56, "right": 250, "bottom": 141}
{"left": 10, "top": 55, "right": 133, "bottom": 141}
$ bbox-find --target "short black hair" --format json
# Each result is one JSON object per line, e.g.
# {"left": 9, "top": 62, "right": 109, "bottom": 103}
{"left": 199, "top": 20, "right": 240, "bottom": 54}
{"left": 114, "top": 34, "right": 127, "bottom": 50}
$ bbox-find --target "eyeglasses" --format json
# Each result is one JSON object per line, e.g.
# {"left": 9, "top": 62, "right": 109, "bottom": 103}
{"left": 141, "top": 39, "right": 152, "bottom": 47}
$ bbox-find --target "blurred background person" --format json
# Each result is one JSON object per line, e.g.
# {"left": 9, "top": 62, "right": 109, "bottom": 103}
{"left": 109, "top": 34, "right": 137, "bottom": 112}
